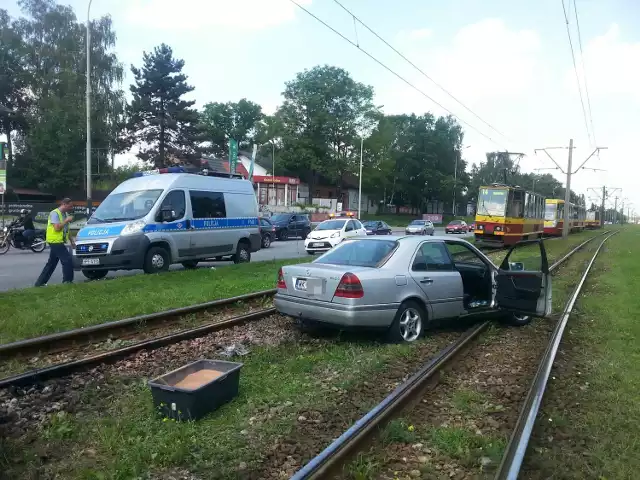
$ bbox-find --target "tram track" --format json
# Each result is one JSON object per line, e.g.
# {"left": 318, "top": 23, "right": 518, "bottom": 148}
{"left": 288, "top": 231, "right": 613, "bottom": 480}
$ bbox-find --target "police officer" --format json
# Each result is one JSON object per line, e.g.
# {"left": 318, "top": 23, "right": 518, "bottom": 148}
{"left": 35, "top": 198, "right": 75, "bottom": 286}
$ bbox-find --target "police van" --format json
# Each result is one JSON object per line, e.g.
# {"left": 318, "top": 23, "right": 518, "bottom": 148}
{"left": 72, "top": 167, "right": 261, "bottom": 280}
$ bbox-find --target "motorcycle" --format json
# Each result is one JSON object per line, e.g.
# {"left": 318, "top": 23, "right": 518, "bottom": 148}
{"left": 0, "top": 221, "right": 47, "bottom": 255}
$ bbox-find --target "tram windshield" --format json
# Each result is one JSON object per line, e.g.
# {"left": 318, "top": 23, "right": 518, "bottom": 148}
{"left": 477, "top": 188, "right": 508, "bottom": 216}
{"left": 545, "top": 202, "right": 557, "bottom": 221}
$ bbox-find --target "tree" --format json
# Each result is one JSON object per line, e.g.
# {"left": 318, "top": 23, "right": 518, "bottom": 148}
{"left": 125, "top": 43, "right": 202, "bottom": 167}
{"left": 199, "top": 99, "right": 263, "bottom": 156}
{"left": 7, "top": 0, "right": 125, "bottom": 192}
{"left": 277, "top": 65, "right": 377, "bottom": 197}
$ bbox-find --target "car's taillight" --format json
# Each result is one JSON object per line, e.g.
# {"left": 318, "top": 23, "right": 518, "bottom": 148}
{"left": 277, "top": 268, "right": 286, "bottom": 289}
{"left": 272, "top": 227, "right": 276, "bottom": 232}
{"left": 334, "top": 272, "right": 364, "bottom": 298}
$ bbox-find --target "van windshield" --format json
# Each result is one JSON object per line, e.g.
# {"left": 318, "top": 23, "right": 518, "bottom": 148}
{"left": 88, "top": 189, "right": 163, "bottom": 224}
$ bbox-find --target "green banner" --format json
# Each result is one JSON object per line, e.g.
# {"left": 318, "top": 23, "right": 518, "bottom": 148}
{"left": 229, "top": 138, "right": 238, "bottom": 174}
{"left": 0, "top": 142, "right": 7, "bottom": 195}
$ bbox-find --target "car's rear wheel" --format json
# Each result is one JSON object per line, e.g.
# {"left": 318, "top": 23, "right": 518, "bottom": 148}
{"left": 388, "top": 300, "right": 425, "bottom": 343}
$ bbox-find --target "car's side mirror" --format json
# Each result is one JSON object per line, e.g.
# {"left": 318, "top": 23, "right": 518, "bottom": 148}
{"left": 161, "top": 208, "right": 175, "bottom": 222}
{"left": 289, "top": 218, "right": 295, "bottom": 223}
{"left": 509, "top": 262, "right": 525, "bottom": 271}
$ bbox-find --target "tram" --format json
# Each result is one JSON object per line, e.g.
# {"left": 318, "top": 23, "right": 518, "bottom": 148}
{"left": 474, "top": 184, "right": 546, "bottom": 247}
{"left": 543, "top": 199, "right": 587, "bottom": 235}
{"left": 585, "top": 210, "right": 601, "bottom": 229}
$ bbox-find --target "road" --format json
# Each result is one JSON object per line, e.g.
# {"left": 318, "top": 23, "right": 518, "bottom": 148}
{"left": 0, "top": 228, "right": 471, "bottom": 292}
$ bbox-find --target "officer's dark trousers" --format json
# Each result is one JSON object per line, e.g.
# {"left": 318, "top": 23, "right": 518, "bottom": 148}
{"left": 35, "top": 243, "right": 74, "bottom": 286}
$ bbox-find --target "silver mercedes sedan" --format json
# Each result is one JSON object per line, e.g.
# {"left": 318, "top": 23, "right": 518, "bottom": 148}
{"left": 274, "top": 236, "right": 552, "bottom": 343}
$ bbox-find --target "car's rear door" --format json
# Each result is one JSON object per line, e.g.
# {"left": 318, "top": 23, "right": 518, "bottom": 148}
{"left": 495, "top": 239, "right": 552, "bottom": 317}
{"left": 408, "top": 240, "right": 464, "bottom": 320}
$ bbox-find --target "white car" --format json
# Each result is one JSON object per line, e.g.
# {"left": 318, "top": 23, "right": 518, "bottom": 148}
{"left": 305, "top": 218, "right": 367, "bottom": 255}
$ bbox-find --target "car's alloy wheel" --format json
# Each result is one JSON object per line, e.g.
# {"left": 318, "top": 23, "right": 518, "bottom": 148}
{"left": 388, "top": 300, "right": 425, "bottom": 343}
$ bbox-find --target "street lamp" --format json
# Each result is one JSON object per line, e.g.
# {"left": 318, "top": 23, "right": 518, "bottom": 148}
{"left": 85, "top": 0, "right": 93, "bottom": 216}
{"left": 358, "top": 137, "right": 363, "bottom": 219}
{"left": 453, "top": 146, "right": 471, "bottom": 217}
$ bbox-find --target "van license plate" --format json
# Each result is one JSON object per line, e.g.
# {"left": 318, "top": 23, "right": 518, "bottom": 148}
{"left": 82, "top": 258, "right": 100, "bottom": 266}
{"left": 295, "top": 279, "right": 307, "bottom": 290}
{"left": 312, "top": 242, "right": 323, "bottom": 247}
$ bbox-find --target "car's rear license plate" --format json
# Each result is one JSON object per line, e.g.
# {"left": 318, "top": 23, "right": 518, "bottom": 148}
{"left": 295, "top": 279, "right": 307, "bottom": 290}
{"left": 312, "top": 242, "right": 323, "bottom": 247}
{"left": 82, "top": 258, "right": 100, "bottom": 266}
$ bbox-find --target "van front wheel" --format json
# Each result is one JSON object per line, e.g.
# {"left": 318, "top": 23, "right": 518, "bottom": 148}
{"left": 233, "top": 241, "right": 251, "bottom": 264}
{"left": 144, "top": 246, "right": 170, "bottom": 274}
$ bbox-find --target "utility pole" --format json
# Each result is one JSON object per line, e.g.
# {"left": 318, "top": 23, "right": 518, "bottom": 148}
{"left": 588, "top": 186, "right": 619, "bottom": 227}
{"left": 86, "top": 0, "right": 94, "bottom": 218}
{"left": 614, "top": 196, "right": 619, "bottom": 224}
{"left": 535, "top": 142, "right": 607, "bottom": 238}
{"left": 358, "top": 137, "right": 363, "bottom": 219}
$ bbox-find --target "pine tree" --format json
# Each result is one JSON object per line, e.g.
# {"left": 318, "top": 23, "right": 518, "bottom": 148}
{"left": 125, "top": 44, "right": 202, "bottom": 167}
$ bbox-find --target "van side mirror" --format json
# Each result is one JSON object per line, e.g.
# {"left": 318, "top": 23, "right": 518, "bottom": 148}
{"left": 161, "top": 208, "right": 175, "bottom": 222}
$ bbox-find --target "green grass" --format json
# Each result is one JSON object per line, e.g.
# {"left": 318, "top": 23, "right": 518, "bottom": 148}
{"left": 2, "top": 340, "right": 424, "bottom": 479}
{"left": 0, "top": 258, "right": 305, "bottom": 345}
{"left": 524, "top": 227, "right": 640, "bottom": 479}
{"left": 382, "top": 418, "right": 419, "bottom": 445}
{"left": 429, "top": 426, "right": 505, "bottom": 467}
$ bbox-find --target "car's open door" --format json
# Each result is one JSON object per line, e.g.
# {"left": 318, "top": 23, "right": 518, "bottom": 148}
{"left": 495, "top": 239, "right": 552, "bottom": 317}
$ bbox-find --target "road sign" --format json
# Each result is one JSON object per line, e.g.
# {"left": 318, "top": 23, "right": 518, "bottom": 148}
{"left": 229, "top": 139, "right": 238, "bottom": 174}
{"left": 0, "top": 142, "right": 7, "bottom": 194}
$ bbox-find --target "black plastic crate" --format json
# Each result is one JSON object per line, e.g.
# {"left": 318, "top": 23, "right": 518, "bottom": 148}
{"left": 148, "top": 359, "right": 243, "bottom": 421}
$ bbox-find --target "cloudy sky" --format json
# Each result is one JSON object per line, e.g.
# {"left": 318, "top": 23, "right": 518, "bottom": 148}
{"left": 6, "top": 0, "right": 640, "bottom": 213}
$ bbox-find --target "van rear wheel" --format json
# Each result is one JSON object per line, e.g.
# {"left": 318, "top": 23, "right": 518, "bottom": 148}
{"left": 233, "top": 241, "right": 251, "bottom": 264}
{"left": 144, "top": 246, "right": 170, "bottom": 274}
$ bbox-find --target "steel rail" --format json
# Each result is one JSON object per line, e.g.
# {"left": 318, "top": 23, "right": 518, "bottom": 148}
{"left": 0, "top": 307, "right": 276, "bottom": 389}
{"left": 0, "top": 289, "right": 276, "bottom": 357}
{"left": 494, "top": 230, "right": 619, "bottom": 480}
{"left": 290, "top": 232, "right": 607, "bottom": 480}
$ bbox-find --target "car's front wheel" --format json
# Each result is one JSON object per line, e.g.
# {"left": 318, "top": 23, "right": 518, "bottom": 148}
{"left": 82, "top": 269, "right": 108, "bottom": 280}
{"left": 262, "top": 234, "right": 271, "bottom": 248}
{"left": 306, "top": 250, "right": 314, "bottom": 255}
{"left": 504, "top": 312, "right": 532, "bottom": 326}
{"left": 387, "top": 300, "right": 425, "bottom": 343}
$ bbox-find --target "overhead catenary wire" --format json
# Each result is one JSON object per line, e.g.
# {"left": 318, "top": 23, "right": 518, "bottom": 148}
{"left": 561, "top": 0, "right": 594, "bottom": 147}
{"left": 331, "top": 0, "right": 512, "bottom": 144}
{"left": 287, "top": 0, "right": 509, "bottom": 150}
{"left": 572, "top": 0, "right": 598, "bottom": 147}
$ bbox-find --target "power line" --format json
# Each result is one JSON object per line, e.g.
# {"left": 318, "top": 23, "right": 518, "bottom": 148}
{"left": 561, "top": 0, "right": 593, "bottom": 147}
{"left": 572, "top": 0, "right": 597, "bottom": 146}
{"left": 331, "top": 0, "right": 512, "bottom": 143}
{"left": 287, "top": 0, "right": 509, "bottom": 150}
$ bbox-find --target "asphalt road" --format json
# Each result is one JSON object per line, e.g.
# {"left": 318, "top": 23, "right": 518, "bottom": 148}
{"left": 0, "top": 227, "right": 471, "bottom": 292}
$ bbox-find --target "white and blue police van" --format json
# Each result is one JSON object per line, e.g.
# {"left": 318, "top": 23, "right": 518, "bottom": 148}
{"left": 72, "top": 167, "right": 261, "bottom": 280}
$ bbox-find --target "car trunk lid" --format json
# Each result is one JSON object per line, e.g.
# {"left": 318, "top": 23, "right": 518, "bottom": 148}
{"left": 280, "top": 263, "right": 371, "bottom": 302}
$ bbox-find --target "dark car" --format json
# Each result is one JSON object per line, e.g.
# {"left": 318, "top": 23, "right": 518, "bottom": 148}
{"left": 362, "top": 220, "right": 392, "bottom": 235}
{"left": 259, "top": 217, "right": 276, "bottom": 248}
{"left": 270, "top": 213, "right": 312, "bottom": 241}
{"left": 445, "top": 220, "right": 469, "bottom": 234}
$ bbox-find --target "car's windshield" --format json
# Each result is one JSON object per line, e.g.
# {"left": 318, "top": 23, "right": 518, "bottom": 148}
{"left": 477, "top": 188, "right": 508, "bottom": 217}
{"left": 409, "top": 220, "right": 426, "bottom": 225}
{"left": 449, "top": 220, "right": 462, "bottom": 225}
{"left": 315, "top": 240, "right": 397, "bottom": 267}
{"left": 545, "top": 202, "right": 558, "bottom": 221}
{"left": 363, "top": 221, "right": 377, "bottom": 228}
{"left": 88, "top": 189, "right": 163, "bottom": 223}
{"left": 316, "top": 220, "right": 346, "bottom": 230}
{"left": 271, "top": 214, "right": 291, "bottom": 223}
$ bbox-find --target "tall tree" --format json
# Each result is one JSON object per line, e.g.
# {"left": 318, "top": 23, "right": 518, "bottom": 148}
{"left": 199, "top": 99, "right": 263, "bottom": 156}
{"left": 277, "top": 65, "right": 377, "bottom": 197}
{"left": 8, "top": 0, "right": 125, "bottom": 192}
{"left": 125, "top": 44, "right": 202, "bottom": 167}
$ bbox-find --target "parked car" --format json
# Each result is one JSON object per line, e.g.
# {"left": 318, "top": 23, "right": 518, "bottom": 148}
{"left": 405, "top": 219, "right": 435, "bottom": 236}
{"left": 275, "top": 236, "right": 552, "bottom": 342}
{"left": 362, "top": 220, "right": 393, "bottom": 235}
{"left": 259, "top": 217, "right": 276, "bottom": 248}
{"left": 304, "top": 218, "right": 367, "bottom": 255}
{"left": 445, "top": 220, "right": 468, "bottom": 234}
{"left": 270, "top": 213, "right": 312, "bottom": 241}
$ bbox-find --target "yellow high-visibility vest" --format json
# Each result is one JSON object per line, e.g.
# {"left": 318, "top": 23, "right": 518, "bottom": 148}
{"left": 46, "top": 208, "right": 66, "bottom": 244}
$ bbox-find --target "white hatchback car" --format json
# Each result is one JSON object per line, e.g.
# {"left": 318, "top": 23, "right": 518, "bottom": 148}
{"left": 305, "top": 218, "right": 367, "bottom": 255}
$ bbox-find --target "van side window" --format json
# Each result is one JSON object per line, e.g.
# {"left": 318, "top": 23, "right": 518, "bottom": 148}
{"left": 157, "top": 190, "right": 186, "bottom": 221}
{"left": 190, "top": 191, "right": 227, "bottom": 218}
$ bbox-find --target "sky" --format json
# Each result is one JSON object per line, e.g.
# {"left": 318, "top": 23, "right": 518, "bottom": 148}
{"left": 5, "top": 0, "right": 640, "bottom": 214}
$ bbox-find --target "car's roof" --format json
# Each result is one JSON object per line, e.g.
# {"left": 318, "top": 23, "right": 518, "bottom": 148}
{"left": 348, "top": 235, "right": 471, "bottom": 246}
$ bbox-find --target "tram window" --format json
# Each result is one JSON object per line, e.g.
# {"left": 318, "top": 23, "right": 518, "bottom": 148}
{"left": 508, "top": 190, "right": 525, "bottom": 218}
